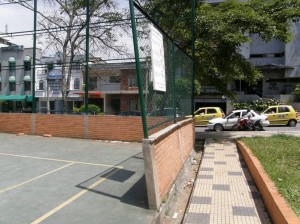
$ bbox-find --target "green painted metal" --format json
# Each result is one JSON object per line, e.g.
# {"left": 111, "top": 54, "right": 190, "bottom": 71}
{"left": 129, "top": 0, "right": 149, "bottom": 139}
{"left": 32, "top": 0, "right": 37, "bottom": 113}
{"left": 191, "top": 0, "right": 196, "bottom": 117}
{"left": 85, "top": 0, "right": 90, "bottom": 115}
{"left": 172, "top": 42, "right": 176, "bottom": 123}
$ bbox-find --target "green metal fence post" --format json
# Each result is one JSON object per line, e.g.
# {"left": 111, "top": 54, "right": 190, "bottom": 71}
{"left": 191, "top": 0, "right": 196, "bottom": 116}
{"left": 129, "top": 0, "right": 149, "bottom": 139}
{"left": 32, "top": 0, "right": 37, "bottom": 113}
{"left": 85, "top": 0, "right": 90, "bottom": 115}
{"left": 172, "top": 42, "right": 176, "bottom": 123}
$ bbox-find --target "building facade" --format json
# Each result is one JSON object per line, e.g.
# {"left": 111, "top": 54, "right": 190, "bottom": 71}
{"left": 195, "top": 0, "right": 300, "bottom": 112}
{"left": 0, "top": 45, "right": 42, "bottom": 112}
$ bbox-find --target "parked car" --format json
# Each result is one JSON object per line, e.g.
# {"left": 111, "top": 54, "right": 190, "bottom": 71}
{"left": 117, "top": 110, "right": 142, "bottom": 116}
{"left": 185, "top": 107, "right": 225, "bottom": 126}
{"left": 148, "top": 107, "right": 184, "bottom": 117}
{"left": 262, "top": 105, "right": 297, "bottom": 127}
{"left": 207, "top": 109, "right": 269, "bottom": 132}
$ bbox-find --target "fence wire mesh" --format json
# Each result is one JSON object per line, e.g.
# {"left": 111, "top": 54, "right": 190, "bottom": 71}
{"left": 0, "top": 0, "right": 193, "bottom": 136}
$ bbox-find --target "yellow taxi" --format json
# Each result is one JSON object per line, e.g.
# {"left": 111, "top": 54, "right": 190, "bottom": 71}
{"left": 262, "top": 105, "right": 298, "bottom": 127}
{"left": 186, "top": 107, "right": 225, "bottom": 126}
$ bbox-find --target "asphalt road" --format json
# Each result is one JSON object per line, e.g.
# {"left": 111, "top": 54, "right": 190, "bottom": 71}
{"left": 196, "top": 124, "right": 300, "bottom": 133}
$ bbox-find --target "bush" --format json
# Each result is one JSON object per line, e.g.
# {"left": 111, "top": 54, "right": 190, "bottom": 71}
{"left": 232, "top": 98, "right": 283, "bottom": 112}
{"left": 73, "top": 104, "right": 101, "bottom": 115}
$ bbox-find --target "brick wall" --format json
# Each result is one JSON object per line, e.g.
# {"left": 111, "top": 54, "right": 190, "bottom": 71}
{"left": 0, "top": 113, "right": 32, "bottom": 134}
{"left": 0, "top": 113, "right": 173, "bottom": 142}
{"left": 143, "top": 119, "right": 195, "bottom": 209}
{"left": 155, "top": 121, "right": 194, "bottom": 198}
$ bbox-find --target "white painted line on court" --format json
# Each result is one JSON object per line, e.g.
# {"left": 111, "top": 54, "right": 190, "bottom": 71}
{"left": 31, "top": 168, "right": 120, "bottom": 224}
{"left": 0, "top": 152, "right": 122, "bottom": 168}
{"left": 0, "top": 163, "right": 75, "bottom": 194}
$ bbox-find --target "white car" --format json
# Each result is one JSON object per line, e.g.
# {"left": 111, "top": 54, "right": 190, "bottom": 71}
{"left": 207, "top": 109, "right": 269, "bottom": 132}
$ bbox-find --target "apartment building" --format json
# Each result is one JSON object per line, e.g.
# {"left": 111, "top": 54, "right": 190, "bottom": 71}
{"left": 85, "top": 62, "right": 148, "bottom": 114}
{"left": 195, "top": 0, "right": 300, "bottom": 112}
{"left": 0, "top": 45, "right": 42, "bottom": 112}
{"left": 35, "top": 55, "right": 83, "bottom": 113}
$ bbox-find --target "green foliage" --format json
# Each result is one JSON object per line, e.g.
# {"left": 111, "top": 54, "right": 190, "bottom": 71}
{"left": 293, "top": 83, "right": 300, "bottom": 97}
{"left": 241, "top": 135, "right": 300, "bottom": 217}
{"left": 73, "top": 104, "right": 101, "bottom": 115}
{"left": 143, "top": 0, "right": 300, "bottom": 97}
{"left": 232, "top": 98, "right": 283, "bottom": 112}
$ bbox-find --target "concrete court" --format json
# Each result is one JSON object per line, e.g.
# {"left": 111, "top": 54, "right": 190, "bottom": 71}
{"left": 0, "top": 133, "right": 155, "bottom": 224}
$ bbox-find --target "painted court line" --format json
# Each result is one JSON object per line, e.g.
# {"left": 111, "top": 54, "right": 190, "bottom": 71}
{"left": 0, "top": 152, "right": 122, "bottom": 168}
{"left": 0, "top": 163, "right": 74, "bottom": 194}
{"left": 31, "top": 167, "right": 120, "bottom": 224}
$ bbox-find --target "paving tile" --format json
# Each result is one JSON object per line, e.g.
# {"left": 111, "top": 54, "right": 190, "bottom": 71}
{"left": 228, "top": 171, "right": 243, "bottom": 176}
{"left": 184, "top": 213, "right": 210, "bottom": 224}
{"left": 191, "top": 196, "right": 212, "bottom": 205}
{"left": 198, "top": 174, "right": 213, "bottom": 179}
{"left": 184, "top": 140, "right": 272, "bottom": 223}
{"left": 205, "top": 152, "right": 215, "bottom": 155}
{"left": 212, "top": 184, "right": 230, "bottom": 191}
{"left": 200, "top": 167, "right": 214, "bottom": 172}
{"left": 225, "top": 154, "right": 236, "bottom": 157}
{"left": 232, "top": 206, "right": 257, "bottom": 217}
{"left": 214, "top": 161, "right": 226, "bottom": 165}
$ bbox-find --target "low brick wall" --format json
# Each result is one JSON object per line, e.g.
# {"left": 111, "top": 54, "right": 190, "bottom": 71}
{"left": 237, "top": 140, "right": 300, "bottom": 224}
{"left": 0, "top": 113, "right": 173, "bottom": 142}
{"left": 143, "top": 119, "right": 195, "bottom": 209}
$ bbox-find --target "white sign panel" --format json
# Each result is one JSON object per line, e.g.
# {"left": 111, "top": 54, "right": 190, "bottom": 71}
{"left": 150, "top": 24, "right": 166, "bottom": 92}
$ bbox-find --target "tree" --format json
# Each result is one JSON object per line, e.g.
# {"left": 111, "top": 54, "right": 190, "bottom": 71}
{"left": 143, "top": 0, "right": 300, "bottom": 98}
{"left": 10, "top": 0, "right": 130, "bottom": 112}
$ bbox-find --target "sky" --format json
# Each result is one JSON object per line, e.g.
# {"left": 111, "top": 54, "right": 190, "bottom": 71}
{"left": 0, "top": 1, "right": 143, "bottom": 60}
{"left": 0, "top": 2, "right": 34, "bottom": 47}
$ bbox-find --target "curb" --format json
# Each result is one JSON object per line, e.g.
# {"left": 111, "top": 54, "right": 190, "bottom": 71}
{"left": 236, "top": 140, "right": 300, "bottom": 224}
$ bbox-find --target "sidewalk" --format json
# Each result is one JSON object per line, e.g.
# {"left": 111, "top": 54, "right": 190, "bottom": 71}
{"left": 183, "top": 138, "right": 272, "bottom": 224}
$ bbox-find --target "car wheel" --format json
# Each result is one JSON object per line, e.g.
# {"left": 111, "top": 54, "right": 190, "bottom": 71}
{"left": 254, "top": 123, "right": 263, "bottom": 131}
{"left": 214, "top": 123, "right": 224, "bottom": 132}
{"left": 232, "top": 124, "right": 240, "bottom": 131}
{"left": 288, "top": 119, "right": 297, "bottom": 127}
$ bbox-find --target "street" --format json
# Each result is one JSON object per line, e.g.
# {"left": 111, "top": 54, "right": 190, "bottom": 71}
{"left": 195, "top": 124, "right": 300, "bottom": 133}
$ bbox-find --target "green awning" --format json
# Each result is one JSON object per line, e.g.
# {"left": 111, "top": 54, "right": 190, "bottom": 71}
{"left": 0, "top": 95, "right": 29, "bottom": 101}
{"left": 26, "top": 95, "right": 33, "bottom": 102}
{"left": 24, "top": 75, "right": 31, "bottom": 81}
{"left": 9, "top": 76, "right": 16, "bottom": 82}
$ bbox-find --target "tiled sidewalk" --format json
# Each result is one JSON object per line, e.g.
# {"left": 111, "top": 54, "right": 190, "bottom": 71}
{"left": 183, "top": 139, "right": 272, "bottom": 224}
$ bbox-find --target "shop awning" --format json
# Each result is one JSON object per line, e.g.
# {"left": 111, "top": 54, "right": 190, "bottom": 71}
{"left": 0, "top": 95, "right": 32, "bottom": 101}
{"left": 73, "top": 91, "right": 102, "bottom": 98}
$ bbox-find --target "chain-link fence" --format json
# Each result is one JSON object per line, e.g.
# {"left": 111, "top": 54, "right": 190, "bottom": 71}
{"left": 0, "top": 0, "right": 194, "bottom": 138}
{"left": 129, "top": 0, "right": 194, "bottom": 136}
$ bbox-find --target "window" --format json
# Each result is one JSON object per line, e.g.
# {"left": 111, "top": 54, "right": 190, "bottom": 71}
{"left": 110, "top": 76, "right": 121, "bottom": 83}
{"left": 128, "top": 74, "right": 137, "bottom": 87}
{"left": 278, "top": 107, "right": 290, "bottom": 113}
{"left": 48, "top": 80, "right": 62, "bottom": 94}
{"left": 74, "top": 78, "right": 80, "bottom": 90}
{"left": 8, "top": 57, "right": 16, "bottom": 72}
{"left": 207, "top": 109, "right": 216, "bottom": 114}
{"left": 9, "top": 82, "right": 16, "bottom": 91}
{"left": 0, "top": 81, "right": 1, "bottom": 92}
{"left": 195, "top": 109, "right": 205, "bottom": 115}
{"left": 24, "top": 56, "right": 31, "bottom": 71}
{"left": 265, "top": 108, "right": 276, "bottom": 114}
{"left": 89, "top": 77, "right": 97, "bottom": 90}
{"left": 24, "top": 81, "right": 31, "bottom": 91}
{"left": 73, "top": 61, "right": 81, "bottom": 70}
{"left": 39, "top": 80, "right": 44, "bottom": 90}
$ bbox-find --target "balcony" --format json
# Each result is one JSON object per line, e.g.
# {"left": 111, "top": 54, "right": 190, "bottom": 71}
{"left": 250, "top": 57, "right": 285, "bottom": 67}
